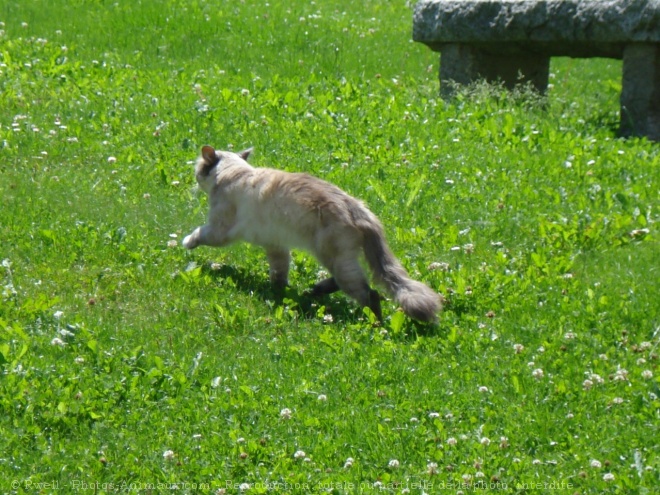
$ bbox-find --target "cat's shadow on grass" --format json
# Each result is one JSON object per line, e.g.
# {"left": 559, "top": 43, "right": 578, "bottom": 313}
{"left": 199, "top": 263, "right": 439, "bottom": 334}
{"left": 200, "top": 263, "right": 368, "bottom": 325}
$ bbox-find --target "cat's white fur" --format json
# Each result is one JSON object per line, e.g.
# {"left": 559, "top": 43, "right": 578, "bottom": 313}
{"left": 183, "top": 145, "right": 442, "bottom": 322}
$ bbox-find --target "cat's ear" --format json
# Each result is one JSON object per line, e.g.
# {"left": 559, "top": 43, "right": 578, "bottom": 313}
{"left": 201, "top": 145, "right": 219, "bottom": 166}
{"left": 237, "top": 147, "right": 253, "bottom": 161}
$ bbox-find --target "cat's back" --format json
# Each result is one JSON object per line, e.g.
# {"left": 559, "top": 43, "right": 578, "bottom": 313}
{"left": 255, "top": 166, "right": 371, "bottom": 223}
{"left": 253, "top": 167, "right": 355, "bottom": 210}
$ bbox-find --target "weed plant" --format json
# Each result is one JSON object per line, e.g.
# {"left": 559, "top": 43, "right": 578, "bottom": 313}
{"left": 1, "top": 0, "right": 659, "bottom": 493}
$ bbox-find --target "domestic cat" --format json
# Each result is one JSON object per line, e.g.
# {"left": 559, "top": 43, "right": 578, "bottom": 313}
{"left": 183, "top": 146, "right": 442, "bottom": 322}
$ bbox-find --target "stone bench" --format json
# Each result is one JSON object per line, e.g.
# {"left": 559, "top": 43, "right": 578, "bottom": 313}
{"left": 413, "top": 0, "right": 660, "bottom": 141}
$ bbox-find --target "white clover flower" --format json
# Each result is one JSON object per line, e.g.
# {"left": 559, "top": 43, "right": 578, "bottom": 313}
{"left": 322, "top": 314, "right": 333, "bottom": 323}
{"left": 612, "top": 397, "right": 624, "bottom": 404}
{"left": 564, "top": 332, "right": 576, "bottom": 340}
{"left": 294, "top": 450, "right": 306, "bottom": 459}
{"left": 427, "top": 462, "right": 438, "bottom": 474}
{"left": 53, "top": 310, "right": 64, "bottom": 319}
{"left": 410, "top": 417, "right": 419, "bottom": 423}
{"left": 239, "top": 482, "right": 251, "bottom": 491}
{"left": 388, "top": 459, "right": 399, "bottom": 469}
{"left": 163, "top": 450, "right": 175, "bottom": 460}
{"left": 107, "top": 156, "right": 117, "bottom": 163}
{"left": 51, "top": 337, "right": 65, "bottom": 347}
{"left": 344, "top": 457, "right": 354, "bottom": 469}
{"left": 447, "top": 437, "right": 457, "bottom": 446}
{"left": 480, "top": 437, "right": 491, "bottom": 446}
{"left": 317, "top": 394, "right": 327, "bottom": 401}
{"left": 74, "top": 356, "right": 85, "bottom": 364}
{"left": 428, "top": 412, "right": 440, "bottom": 419}
{"left": 590, "top": 459, "right": 602, "bottom": 468}
{"left": 613, "top": 368, "right": 629, "bottom": 381}
{"left": 532, "top": 459, "right": 542, "bottom": 465}
{"left": 639, "top": 341, "right": 652, "bottom": 351}
{"left": 630, "top": 228, "right": 650, "bottom": 238}
{"left": 236, "top": 437, "right": 245, "bottom": 444}
{"left": 583, "top": 379, "right": 594, "bottom": 390}
{"left": 280, "top": 408, "right": 292, "bottom": 419}
{"left": 603, "top": 473, "right": 615, "bottom": 482}
{"left": 513, "top": 343, "right": 524, "bottom": 354}
{"left": 642, "top": 370, "right": 653, "bottom": 380}
{"left": 478, "top": 386, "right": 489, "bottom": 393}
{"left": 532, "top": 368, "right": 544, "bottom": 379}
{"left": 428, "top": 261, "right": 450, "bottom": 272}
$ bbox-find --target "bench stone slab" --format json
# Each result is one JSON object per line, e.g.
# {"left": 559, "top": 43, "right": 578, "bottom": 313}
{"left": 413, "top": 0, "right": 660, "bottom": 141}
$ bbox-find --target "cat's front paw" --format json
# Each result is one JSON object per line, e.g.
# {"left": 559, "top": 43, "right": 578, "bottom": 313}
{"left": 182, "top": 234, "right": 197, "bottom": 249}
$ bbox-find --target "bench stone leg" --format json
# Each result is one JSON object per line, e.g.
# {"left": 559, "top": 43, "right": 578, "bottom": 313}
{"left": 439, "top": 44, "right": 550, "bottom": 98}
{"left": 620, "top": 44, "right": 660, "bottom": 141}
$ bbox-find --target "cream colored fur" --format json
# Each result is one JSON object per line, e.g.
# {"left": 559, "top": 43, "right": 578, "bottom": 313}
{"left": 183, "top": 145, "right": 442, "bottom": 322}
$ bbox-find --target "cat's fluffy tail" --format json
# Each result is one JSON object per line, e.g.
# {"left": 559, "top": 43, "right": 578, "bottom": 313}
{"left": 361, "top": 222, "right": 442, "bottom": 323}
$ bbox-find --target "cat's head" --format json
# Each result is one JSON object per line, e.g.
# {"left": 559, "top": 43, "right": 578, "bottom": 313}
{"left": 194, "top": 145, "right": 253, "bottom": 191}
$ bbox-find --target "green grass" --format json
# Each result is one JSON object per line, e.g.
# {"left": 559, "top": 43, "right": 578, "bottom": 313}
{"left": 1, "top": 0, "right": 659, "bottom": 494}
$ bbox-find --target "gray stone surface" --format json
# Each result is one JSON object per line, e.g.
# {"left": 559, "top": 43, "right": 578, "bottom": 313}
{"left": 438, "top": 44, "right": 550, "bottom": 95}
{"left": 413, "top": 0, "right": 660, "bottom": 140}
{"left": 414, "top": 0, "right": 660, "bottom": 57}
{"left": 620, "top": 44, "right": 660, "bottom": 139}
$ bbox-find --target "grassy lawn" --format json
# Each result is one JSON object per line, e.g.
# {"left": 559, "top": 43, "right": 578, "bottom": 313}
{"left": 1, "top": 0, "right": 659, "bottom": 493}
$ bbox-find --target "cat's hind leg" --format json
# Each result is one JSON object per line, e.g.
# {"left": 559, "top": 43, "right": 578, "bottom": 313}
{"left": 328, "top": 255, "right": 382, "bottom": 321}
{"left": 310, "top": 277, "right": 340, "bottom": 296}
{"left": 265, "top": 248, "right": 290, "bottom": 289}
